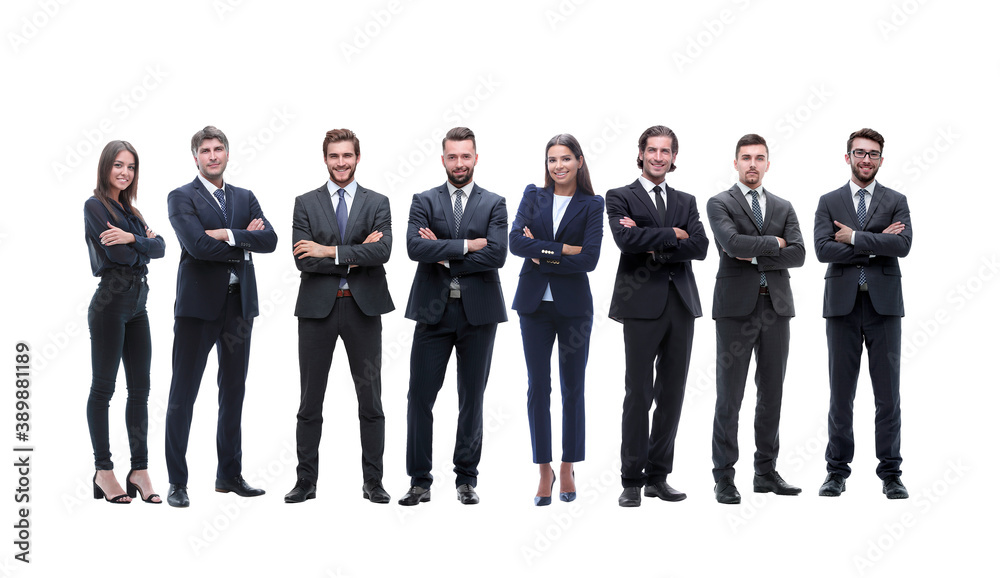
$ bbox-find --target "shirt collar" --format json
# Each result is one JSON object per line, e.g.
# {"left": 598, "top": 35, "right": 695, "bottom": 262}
{"left": 849, "top": 180, "right": 876, "bottom": 196}
{"left": 327, "top": 179, "right": 358, "bottom": 198}
{"left": 446, "top": 181, "right": 473, "bottom": 197}
{"left": 637, "top": 175, "right": 665, "bottom": 194}
{"left": 198, "top": 173, "right": 225, "bottom": 194}
{"left": 736, "top": 181, "right": 764, "bottom": 199}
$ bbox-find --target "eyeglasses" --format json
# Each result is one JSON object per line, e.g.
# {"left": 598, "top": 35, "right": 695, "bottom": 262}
{"left": 851, "top": 149, "right": 881, "bottom": 160}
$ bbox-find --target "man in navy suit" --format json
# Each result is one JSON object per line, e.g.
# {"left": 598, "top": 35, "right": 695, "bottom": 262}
{"left": 398, "top": 127, "right": 507, "bottom": 506}
{"left": 815, "top": 128, "right": 911, "bottom": 499}
{"left": 707, "top": 134, "right": 805, "bottom": 504}
{"left": 607, "top": 125, "right": 708, "bottom": 507}
{"left": 164, "top": 126, "right": 277, "bottom": 507}
{"left": 284, "top": 129, "right": 393, "bottom": 505}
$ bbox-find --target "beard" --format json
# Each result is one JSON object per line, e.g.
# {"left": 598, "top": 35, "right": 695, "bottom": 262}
{"left": 851, "top": 162, "right": 879, "bottom": 185}
{"left": 447, "top": 166, "right": 474, "bottom": 186}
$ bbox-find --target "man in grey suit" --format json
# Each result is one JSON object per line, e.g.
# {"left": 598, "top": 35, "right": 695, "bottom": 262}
{"left": 285, "top": 129, "right": 393, "bottom": 504}
{"left": 706, "top": 134, "right": 805, "bottom": 504}
{"left": 815, "top": 128, "right": 911, "bottom": 499}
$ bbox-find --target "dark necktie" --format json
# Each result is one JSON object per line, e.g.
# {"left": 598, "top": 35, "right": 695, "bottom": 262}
{"left": 451, "top": 190, "right": 464, "bottom": 292}
{"left": 653, "top": 185, "right": 666, "bottom": 226}
{"left": 336, "top": 188, "right": 348, "bottom": 288}
{"left": 214, "top": 188, "right": 238, "bottom": 282}
{"left": 857, "top": 189, "right": 868, "bottom": 286}
{"left": 750, "top": 189, "right": 766, "bottom": 286}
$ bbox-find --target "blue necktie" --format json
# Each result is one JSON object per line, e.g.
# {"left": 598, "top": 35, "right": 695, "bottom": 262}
{"left": 214, "top": 188, "right": 238, "bottom": 282}
{"left": 451, "top": 190, "right": 464, "bottom": 292}
{"left": 857, "top": 189, "right": 867, "bottom": 286}
{"left": 336, "top": 188, "right": 348, "bottom": 288}
{"left": 750, "top": 189, "right": 766, "bottom": 286}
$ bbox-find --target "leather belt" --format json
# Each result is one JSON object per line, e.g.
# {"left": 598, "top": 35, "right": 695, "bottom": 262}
{"left": 758, "top": 286, "right": 769, "bottom": 295}
{"left": 859, "top": 283, "right": 869, "bottom": 292}
{"left": 337, "top": 289, "right": 352, "bottom": 298}
{"left": 449, "top": 288, "right": 462, "bottom": 299}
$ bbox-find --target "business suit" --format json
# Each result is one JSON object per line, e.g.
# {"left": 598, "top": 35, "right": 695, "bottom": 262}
{"left": 607, "top": 179, "right": 708, "bottom": 488}
{"left": 509, "top": 184, "right": 604, "bottom": 464}
{"left": 815, "top": 181, "right": 911, "bottom": 480}
{"left": 707, "top": 184, "right": 805, "bottom": 482}
{"left": 165, "top": 177, "right": 277, "bottom": 486}
{"left": 404, "top": 182, "right": 507, "bottom": 489}
{"left": 292, "top": 182, "right": 393, "bottom": 487}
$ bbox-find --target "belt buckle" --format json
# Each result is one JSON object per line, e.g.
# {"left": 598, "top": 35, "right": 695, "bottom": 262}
{"left": 449, "top": 288, "right": 462, "bottom": 299}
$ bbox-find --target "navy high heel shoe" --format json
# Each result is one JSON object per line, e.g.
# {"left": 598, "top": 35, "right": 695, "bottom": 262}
{"left": 534, "top": 467, "right": 556, "bottom": 506}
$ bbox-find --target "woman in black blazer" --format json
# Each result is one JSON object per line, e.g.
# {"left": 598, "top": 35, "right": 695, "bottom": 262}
{"left": 83, "top": 141, "right": 165, "bottom": 504}
{"left": 509, "top": 134, "right": 604, "bottom": 505}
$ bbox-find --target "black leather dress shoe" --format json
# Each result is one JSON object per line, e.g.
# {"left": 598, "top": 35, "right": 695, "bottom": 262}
{"left": 644, "top": 480, "right": 687, "bottom": 502}
{"left": 167, "top": 484, "right": 189, "bottom": 508}
{"left": 819, "top": 473, "right": 846, "bottom": 497}
{"left": 215, "top": 475, "right": 265, "bottom": 497}
{"left": 284, "top": 479, "right": 316, "bottom": 503}
{"left": 882, "top": 475, "right": 909, "bottom": 499}
{"left": 753, "top": 470, "right": 802, "bottom": 495}
{"left": 398, "top": 486, "right": 430, "bottom": 506}
{"left": 714, "top": 476, "right": 741, "bottom": 504}
{"left": 456, "top": 484, "right": 479, "bottom": 504}
{"left": 362, "top": 481, "right": 390, "bottom": 504}
{"left": 618, "top": 487, "right": 641, "bottom": 507}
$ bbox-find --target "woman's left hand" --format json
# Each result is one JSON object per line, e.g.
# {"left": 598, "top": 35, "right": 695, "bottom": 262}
{"left": 100, "top": 221, "right": 136, "bottom": 246}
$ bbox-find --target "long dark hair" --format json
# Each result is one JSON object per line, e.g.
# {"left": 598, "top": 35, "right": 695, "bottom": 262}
{"left": 542, "top": 133, "right": 594, "bottom": 196}
{"left": 94, "top": 140, "right": 145, "bottom": 225}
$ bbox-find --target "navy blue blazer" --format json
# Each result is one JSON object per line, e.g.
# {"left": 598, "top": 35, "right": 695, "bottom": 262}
{"left": 167, "top": 177, "right": 277, "bottom": 320}
{"left": 404, "top": 182, "right": 508, "bottom": 326}
{"left": 606, "top": 179, "right": 708, "bottom": 320}
{"left": 509, "top": 184, "right": 604, "bottom": 317}
{"left": 815, "top": 182, "right": 911, "bottom": 318}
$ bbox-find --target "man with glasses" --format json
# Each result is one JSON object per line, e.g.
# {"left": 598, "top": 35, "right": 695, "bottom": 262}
{"left": 814, "top": 128, "right": 912, "bottom": 499}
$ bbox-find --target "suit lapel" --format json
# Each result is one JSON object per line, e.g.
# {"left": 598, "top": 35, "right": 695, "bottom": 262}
{"left": 193, "top": 178, "right": 227, "bottom": 226}
{"left": 345, "top": 185, "right": 368, "bottom": 239}
{"left": 662, "top": 184, "right": 680, "bottom": 227}
{"left": 554, "top": 190, "right": 586, "bottom": 239}
{"left": 538, "top": 186, "right": 554, "bottom": 240}
{"left": 761, "top": 187, "right": 774, "bottom": 233}
{"left": 314, "top": 184, "right": 339, "bottom": 241}
{"left": 838, "top": 184, "right": 861, "bottom": 230}
{"left": 728, "top": 185, "right": 756, "bottom": 227}
{"left": 865, "top": 183, "right": 886, "bottom": 231}
{"left": 459, "top": 184, "right": 483, "bottom": 235}
{"left": 437, "top": 185, "right": 455, "bottom": 238}
{"left": 629, "top": 180, "right": 659, "bottom": 223}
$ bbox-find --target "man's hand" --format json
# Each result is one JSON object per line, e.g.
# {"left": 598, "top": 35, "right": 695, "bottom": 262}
{"left": 673, "top": 227, "right": 689, "bottom": 240}
{"left": 776, "top": 236, "right": 787, "bottom": 249}
{"left": 721, "top": 248, "right": 752, "bottom": 262}
{"left": 418, "top": 227, "right": 438, "bottom": 240}
{"left": 247, "top": 218, "right": 265, "bottom": 231}
{"left": 363, "top": 230, "right": 383, "bottom": 243}
{"left": 468, "top": 238, "right": 487, "bottom": 252}
{"left": 293, "top": 239, "right": 334, "bottom": 260}
{"left": 562, "top": 244, "right": 581, "bottom": 255}
{"left": 100, "top": 221, "right": 136, "bottom": 246}
{"left": 620, "top": 216, "right": 636, "bottom": 228}
{"left": 833, "top": 220, "right": 854, "bottom": 244}
{"left": 205, "top": 229, "right": 229, "bottom": 241}
{"left": 145, "top": 226, "right": 156, "bottom": 239}
{"left": 882, "top": 221, "right": 905, "bottom": 235}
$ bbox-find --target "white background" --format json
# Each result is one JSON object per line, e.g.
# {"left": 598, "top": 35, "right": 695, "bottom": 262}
{"left": 2, "top": 0, "right": 997, "bottom": 576}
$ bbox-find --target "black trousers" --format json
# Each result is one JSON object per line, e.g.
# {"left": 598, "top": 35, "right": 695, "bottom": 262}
{"left": 406, "top": 299, "right": 497, "bottom": 489}
{"left": 825, "top": 290, "right": 902, "bottom": 479}
{"left": 296, "top": 296, "right": 384, "bottom": 485}
{"left": 87, "top": 269, "right": 151, "bottom": 470}
{"left": 165, "top": 290, "right": 252, "bottom": 485}
{"left": 712, "top": 294, "right": 790, "bottom": 482}
{"left": 620, "top": 284, "right": 695, "bottom": 488}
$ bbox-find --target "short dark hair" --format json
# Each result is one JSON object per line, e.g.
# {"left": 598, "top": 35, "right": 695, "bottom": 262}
{"left": 542, "top": 133, "right": 595, "bottom": 196}
{"left": 191, "top": 125, "right": 229, "bottom": 156}
{"left": 735, "top": 133, "right": 768, "bottom": 158}
{"left": 847, "top": 128, "right": 884, "bottom": 153}
{"left": 637, "top": 125, "right": 678, "bottom": 172}
{"left": 323, "top": 128, "right": 360, "bottom": 156}
{"left": 442, "top": 126, "right": 476, "bottom": 152}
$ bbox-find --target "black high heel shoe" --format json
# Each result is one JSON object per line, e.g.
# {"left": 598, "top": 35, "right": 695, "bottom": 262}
{"left": 125, "top": 469, "right": 162, "bottom": 504}
{"left": 560, "top": 467, "right": 576, "bottom": 502}
{"left": 93, "top": 472, "right": 130, "bottom": 504}
{"left": 534, "top": 466, "right": 556, "bottom": 506}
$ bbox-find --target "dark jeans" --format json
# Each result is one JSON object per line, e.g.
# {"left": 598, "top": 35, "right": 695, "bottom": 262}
{"left": 87, "top": 269, "right": 151, "bottom": 470}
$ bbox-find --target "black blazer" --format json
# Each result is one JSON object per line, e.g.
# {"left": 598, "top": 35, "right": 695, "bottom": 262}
{"left": 292, "top": 183, "right": 394, "bottom": 318}
{"left": 509, "top": 184, "right": 604, "bottom": 317}
{"left": 404, "top": 183, "right": 508, "bottom": 326}
{"left": 167, "top": 177, "right": 277, "bottom": 320}
{"left": 815, "top": 182, "right": 912, "bottom": 317}
{"left": 707, "top": 185, "right": 805, "bottom": 318}
{"left": 606, "top": 179, "right": 708, "bottom": 320}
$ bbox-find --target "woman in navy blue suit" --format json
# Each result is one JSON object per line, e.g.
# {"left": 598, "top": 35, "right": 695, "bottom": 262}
{"left": 510, "top": 134, "right": 604, "bottom": 505}
{"left": 83, "top": 141, "right": 165, "bottom": 504}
